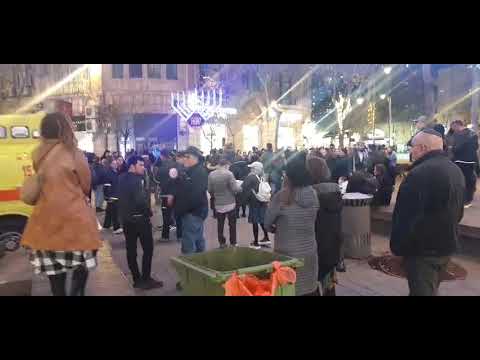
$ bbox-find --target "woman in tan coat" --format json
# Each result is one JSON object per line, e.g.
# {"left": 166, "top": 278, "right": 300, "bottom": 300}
{"left": 21, "top": 112, "right": 102, "bottom": 296}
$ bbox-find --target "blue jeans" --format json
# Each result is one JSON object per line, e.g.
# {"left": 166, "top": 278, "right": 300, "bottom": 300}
{"left": 94, "top": 185, "right": 104, "bottom": 208}
{"left": 175, "top": 214, "right": 183, "bottom": 240}
{"left": 181, "top": 213, "right": 206, "bottom": 255}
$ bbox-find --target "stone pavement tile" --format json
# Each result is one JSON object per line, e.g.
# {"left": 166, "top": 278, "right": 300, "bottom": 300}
{"left": 102, "top": 206, "right": 480, "bottom": 296}
{"left": 341, "top": 235, "right": 480, "bottom": 296}
{"left": 0, "top": 249, "right": 32, "bottom": 284}
{"left": 104, "top": 208, "right": 261, "bottom": 296}
{"left": 0, "top": 280, "right": 32, "bottom": 296}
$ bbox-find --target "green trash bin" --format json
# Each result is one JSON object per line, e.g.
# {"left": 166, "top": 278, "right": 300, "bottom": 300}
{"left": 170, "top": 247, "right": 304, "bottom": 296}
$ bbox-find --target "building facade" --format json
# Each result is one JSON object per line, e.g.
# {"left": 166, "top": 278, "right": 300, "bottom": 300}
{"left": 199, "top": 64, "right": 313, "bottom": 152}
{"left": 436, "top": 64, "right": 479, "bottom": 127}
{"left": 0, "top": 64, "right": 104, "bottom": 152}
{"left": 0, "top": 64, "right": 202, "bottom": 155}
{"left": 1, "top": 64, "right": 317, "bottom": 154}
{"left": 100, "top": 64, "right": 199, "bottom": 155}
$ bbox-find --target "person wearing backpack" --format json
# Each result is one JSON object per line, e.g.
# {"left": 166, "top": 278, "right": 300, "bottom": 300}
{"left": 240, "top": 161, "right": 271, "bottom": 249}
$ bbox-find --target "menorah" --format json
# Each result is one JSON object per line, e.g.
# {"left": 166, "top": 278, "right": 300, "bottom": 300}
{"left": 171, "top": 88, "right": 237, "bottom": 127}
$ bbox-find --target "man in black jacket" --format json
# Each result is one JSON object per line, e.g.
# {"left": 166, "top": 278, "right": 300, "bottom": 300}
{"left": 153, "top": 149, "right": 178, "bottom": 241}
{"left": 103, "top": 158, "right": 122, "bottom": 234}
{"left": 230, "top": 159, "right": 249, "bottom": 218}
{"left": 451, "top": 119, "right": 479, "bottom": 207}
{"left": 390, "top": 129, "right": 465, "bottom": 296}
{"left": 92, "top": 157, "right": 107, "bottom": 212}
{"left": 173, "top": 147, "right": 209, "bottom": 254}
{"left": 118, "top": 156, "right": 163, "bottom": 290}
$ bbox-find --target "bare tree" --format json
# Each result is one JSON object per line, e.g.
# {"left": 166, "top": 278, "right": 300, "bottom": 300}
{"left": 202, "top": 124, "right": 216, "bottom": 152}
{"left": 247, "top": 64, "right": 292, "bottom": 150}
{"left": 312, "top": 64, "right": 381, "bottom": 148}
{"left": 101, "top": 93, "right": 143, "bottom": 154}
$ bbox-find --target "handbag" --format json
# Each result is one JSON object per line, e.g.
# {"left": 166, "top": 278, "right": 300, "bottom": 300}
{"left": 20, "top": 144, "right": 60, "bottom": 206}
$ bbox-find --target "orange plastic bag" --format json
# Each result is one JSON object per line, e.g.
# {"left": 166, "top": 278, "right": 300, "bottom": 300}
{"left": 270, "top": 261, "right": 297, "bottom": 295}
{"left": 223, "top": 273, "right": 253, "bottom": 296}
{"left": 224, "top": 261, "right": 297, "bottom": 296}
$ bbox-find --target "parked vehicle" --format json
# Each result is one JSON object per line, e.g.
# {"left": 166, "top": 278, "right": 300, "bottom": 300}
{"left": 0, "top": 112, "right": 44, "bottom": 252}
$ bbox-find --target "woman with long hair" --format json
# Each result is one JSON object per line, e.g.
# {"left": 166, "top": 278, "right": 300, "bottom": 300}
{"left": 21, "top": 112, "right": 102, "bottom": 296}
{"left": 264, "top": 152, "right": 319, "bottom": 296}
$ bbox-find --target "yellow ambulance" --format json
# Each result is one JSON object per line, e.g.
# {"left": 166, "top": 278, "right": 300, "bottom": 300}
{"left": 0, "top": 112, "right": 44, "bottom": 252}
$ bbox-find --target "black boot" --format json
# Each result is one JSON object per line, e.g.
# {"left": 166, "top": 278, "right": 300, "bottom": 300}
{"left": 323, "top": 287, "right": 337, "bottom": 296}
{"left": 48, "top": 273, "right": 67, "bottom": 296}
{"left": 70, "top": 266, "right": 89, "bottom": 296}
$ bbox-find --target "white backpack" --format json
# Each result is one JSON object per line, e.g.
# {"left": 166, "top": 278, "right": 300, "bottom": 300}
{"left": 253, "top": 175, "right": 271, "bottom": 202}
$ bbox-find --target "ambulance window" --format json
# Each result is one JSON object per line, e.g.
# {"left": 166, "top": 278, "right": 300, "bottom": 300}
{"left": 11, "top": 126, "right": 30, "bottom": 138}
{"left": 32, "top": 130, "right": 41, "bottom": 139}
{"left": 0, "top": 126, "right": 6, "bottom": 139}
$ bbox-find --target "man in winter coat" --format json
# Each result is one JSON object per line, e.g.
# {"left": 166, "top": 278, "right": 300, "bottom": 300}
{"left": 103, "top": 158, "right": 122, "bottom": 234}
{"left": 390, "top": 129, "right": 465, "bottom": 296}
{"left": 118, "top": 156, "right": 164, "bottom": 290}
{"left": 230, "top": 159, "right": 250, "bottom": 218}
{"left": 451, "top": 119, "right": 479, "bottom": 208}
{"left": 153, "top": 149, "right": 178, "bottom": 241}
{"left": 173, "top": 146, "right": 209, "bottom": 255}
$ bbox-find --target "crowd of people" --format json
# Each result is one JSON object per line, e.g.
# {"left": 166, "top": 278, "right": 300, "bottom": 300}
{"left": 85, "top": 116, "right": 479, "bottom": 297}
{"left": 19, "top": 111, "right": 479, "bottom": 296}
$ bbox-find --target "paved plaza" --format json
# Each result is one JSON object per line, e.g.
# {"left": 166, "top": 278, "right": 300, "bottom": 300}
{"left": 3, "top": 200, "right": 480, "bottom": 296}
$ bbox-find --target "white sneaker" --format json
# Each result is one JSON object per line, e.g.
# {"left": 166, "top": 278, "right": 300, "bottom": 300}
{"left": 259, "top": 239, "right": 271, "bottom": 246}
{"left": 113, "top": 228, "right": 124, "bottom": 234}
{"left": 249, "top": 243, "right": 261, "bottom": 250}
{"left": 464, "top": 203, "right": 473, "bottom": 209}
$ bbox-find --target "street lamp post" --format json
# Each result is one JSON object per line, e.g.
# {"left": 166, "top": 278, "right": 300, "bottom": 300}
{"left": 387, "top": 95, "right": 393, "bottom": 146}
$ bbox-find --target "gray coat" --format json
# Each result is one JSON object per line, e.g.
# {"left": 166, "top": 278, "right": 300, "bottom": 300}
{"left": 208, "top": 167, "right": 242, "bottom": 207}
{"left": 265, "top": 186, "right": 319, "bottom": 296}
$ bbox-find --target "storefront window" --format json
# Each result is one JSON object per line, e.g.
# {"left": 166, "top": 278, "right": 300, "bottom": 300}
{"left": 166, "top": 64, "right": 177, "bottom": 80}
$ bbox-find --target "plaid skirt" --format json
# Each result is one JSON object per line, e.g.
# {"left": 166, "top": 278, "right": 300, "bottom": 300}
{"left": 28, "top": 250, "right": 98, "bottom": 276}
